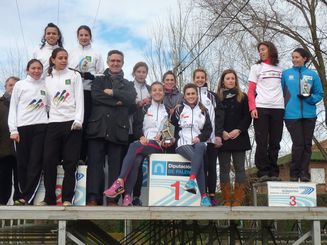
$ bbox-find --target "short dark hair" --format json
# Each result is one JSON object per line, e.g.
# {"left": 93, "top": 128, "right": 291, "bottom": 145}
{"left": 5, "top": 76, "right": 20, "bottom": 87}
{"left": 107, "top": 50, "right": 124, "bottom": 62}
{"left": 293, "top": 48, "right": 312, "bottom": 65}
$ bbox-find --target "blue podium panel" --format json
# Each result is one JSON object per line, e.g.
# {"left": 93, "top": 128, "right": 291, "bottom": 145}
{"left": 149, "top": 154, "right": 201, "bottom": 206}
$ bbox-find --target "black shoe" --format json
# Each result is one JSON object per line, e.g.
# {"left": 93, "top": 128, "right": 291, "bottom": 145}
{"left": 256, "top": 175, "right": 270, "bottom": 183}
{"left": 300, "top": 176, "right": 311, "bottom": 182}
{"left": 270, "top": 176, "right": 282, "bottom": 181}
{"left": 290, "top": 177, "right": 299, "bottom": 182}
{"left": 132, "top": 197, "right": 143, "bottom": 206}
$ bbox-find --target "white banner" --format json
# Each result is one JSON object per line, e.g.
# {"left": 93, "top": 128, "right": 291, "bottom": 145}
{"left": 268, "top": 181, "right": 316, "bottom": 207}
{"left": 33, "top": 165, "right": 87, "bottom": 205}
{"left": 148, "top": 154, "right": 201, "bottom": 206}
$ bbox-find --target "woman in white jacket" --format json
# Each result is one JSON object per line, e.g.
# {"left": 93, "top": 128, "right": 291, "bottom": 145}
{"left": 41, "top": 48, "right": 84, "bottom": 206}
{"left": 8, "top": 59, "right": 48, "bottom": 205}
{"left": 32, "top": 23, "right": 63, "bottom": 78}
{"left": 69, "top": 25, "right": 104, "bottom": 162}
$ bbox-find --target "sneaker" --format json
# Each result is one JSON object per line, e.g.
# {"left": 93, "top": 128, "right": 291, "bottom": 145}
{"left": 184, "top": 179, "right": 197, "bottom": 194}
{"left": 62, "top": 201, "right": 72, "bottom": 206}
{"left": 38, "top": 201, "right": 48, "bottom": 206}
{"left": 14, "top": 198, "right": 26, "bottom": 205}
{"left": 201, "top": 196, "right": 212, "bottom": 207}
{"left": 103, "top": 180, "right": 125, "bottom": 198}
{"left": 256, "top": 175, "right": 270, "bottom": 183}
{"left": 209, "top": 196, "right": 219, "bottom": 206}
{"left": 123, "top": 195, "right": 133, "bottom": 206}
{"left": 132, "top": 197, "right": 143, "bottom": 206}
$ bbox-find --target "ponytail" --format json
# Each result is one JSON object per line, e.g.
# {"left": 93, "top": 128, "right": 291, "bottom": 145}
{"left": 47, "top": 47, "right": 67, "bottom": 77}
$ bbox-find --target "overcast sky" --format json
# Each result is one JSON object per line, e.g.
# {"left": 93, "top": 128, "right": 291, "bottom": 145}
{"left": 0, "top": 0, "right": 180, "bottom": 87}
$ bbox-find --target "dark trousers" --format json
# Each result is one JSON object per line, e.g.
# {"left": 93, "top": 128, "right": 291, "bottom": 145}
{"left": 87, "top": 139, "right": 124, "bottom": 204}
{"left": 218, "top": 151, "right": 246, "bottom": 183}
{"left": 80, "top": 90, "right": 92, "bottom": 162}
{"left": 0, "top": 156, "right": 19, "bottom": 204}
{"left": 16, "top": 124, "right": 47, "bottom": 203}
{"left": 253, "top": 108, "right": 284, "bottom": 177}
{"left": 204, "top": 143, "right": 219, "bottom": 194}
{"left": 119, "top": 140, "right": 162, "bottom": 195}
{"left": 43, "top": 121, "right": 82, "bottom": 205}
{"left": 285, "top": 118, "right": 316, "bottom": 179}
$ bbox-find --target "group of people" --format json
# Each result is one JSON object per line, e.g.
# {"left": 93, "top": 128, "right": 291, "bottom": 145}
{"left": 0, "top": 23, "right": 323, "bottom": 208}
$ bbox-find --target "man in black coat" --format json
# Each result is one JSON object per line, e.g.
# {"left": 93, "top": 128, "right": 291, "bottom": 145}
{"left": 0, "top": 76, "right": 20, "bottom": 204}
{"left": 86, "top": 50, "right": 137, "bottom": 205}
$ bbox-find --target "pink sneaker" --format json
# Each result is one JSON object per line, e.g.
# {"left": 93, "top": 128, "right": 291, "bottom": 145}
{"left": 103, "top": 180, "right": 124, "bottom": 198}
{"left": 123, "top": 195, "right": 133, "bottom": 206}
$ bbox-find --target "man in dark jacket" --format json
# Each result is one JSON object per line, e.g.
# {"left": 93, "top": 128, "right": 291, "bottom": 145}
{"left": 0, "top": 76, "right": 20, "bottom": 204}
{"left": 86, "top": 50, "right": 137, "bottom": 205}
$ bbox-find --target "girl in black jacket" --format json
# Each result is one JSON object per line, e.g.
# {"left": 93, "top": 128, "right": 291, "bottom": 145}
{"left": 217, "top": 69, "right": 252, "bottom": 206}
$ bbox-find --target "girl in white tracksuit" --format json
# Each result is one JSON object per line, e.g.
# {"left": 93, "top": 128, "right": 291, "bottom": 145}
{"left": 171, "top": 83, "right": 213, "bottom": 207}
{"left": 104, "top": 82, "right": 171, "bottom": 206}
{"left": 42, "top": 48, "right": 84, "bottom": 206}
{"left": 69, "top": 25, "right": 104, "bottom": 161}
{"left": 32, "top": 23, "right": 63, "bottom": 78}
{"left": 193, "top": 68, "right": 224, "bottom": 205}
{"left": 8, "top": 59, "right": 48, "bottom": 205}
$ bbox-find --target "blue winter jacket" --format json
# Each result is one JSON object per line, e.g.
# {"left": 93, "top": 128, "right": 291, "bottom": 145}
{"left": 281, "top": 66, "right": 323, "bottom": 119}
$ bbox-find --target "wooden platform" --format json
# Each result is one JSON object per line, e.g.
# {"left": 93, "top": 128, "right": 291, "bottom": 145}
{"left": 1, "top": 206, "right": 327, "bottom": 220}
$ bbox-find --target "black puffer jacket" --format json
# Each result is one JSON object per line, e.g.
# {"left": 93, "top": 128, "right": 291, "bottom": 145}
{"left": 87, "top": 69, "right": 137, "bottom": 145}
{"left": 0, "top": 94, "right": 15, "bottom": 158}
{"left": 219, "top": 89, "right": 252, "bottom": 151}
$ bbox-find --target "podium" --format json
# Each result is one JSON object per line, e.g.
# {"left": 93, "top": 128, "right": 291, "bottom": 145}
{"left": 252, "top": 181, "right": 317, "bottom": 207}
{"left": 33, "top": 165, "right": 87, "bottom": 205}
{"left": 148, "top": 154, "right": 201, "bottom": 206}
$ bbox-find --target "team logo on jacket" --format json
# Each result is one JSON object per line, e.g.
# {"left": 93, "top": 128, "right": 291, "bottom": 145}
{"left": 53, "top": 90, "right": 70, "bottom": 105}
{"left": 65, "top": 79, "right": 71, "bottom": 85}
{"left": 26, "top": 99, "right": 45, "bottom": 111}
{"left": 288, "top": 75, "right": 294, "bottom": 80}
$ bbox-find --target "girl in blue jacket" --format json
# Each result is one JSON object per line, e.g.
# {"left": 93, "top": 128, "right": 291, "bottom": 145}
{"left": 282, "top": 48, "right": 323, "bottom": 182}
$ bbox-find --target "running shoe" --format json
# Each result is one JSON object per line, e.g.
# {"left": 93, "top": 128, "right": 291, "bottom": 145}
{"left": 184, "top": 179, "right": 197, "bottom": 194}
{"left": 201, "top": 196, "right": 212, "bottom": 207}
{"left": 103, "top": 180, "right": 125, "bottom": 198}
{"left": 123, "top": 195, "right": 133, "bottom": 206}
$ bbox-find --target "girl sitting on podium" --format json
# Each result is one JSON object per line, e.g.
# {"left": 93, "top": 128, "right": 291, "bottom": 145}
{"left": 171, "top": 83, "right": 213, "bottom": 207}
{"left": 103, "top": 82, "right": 173, "bottom": 206}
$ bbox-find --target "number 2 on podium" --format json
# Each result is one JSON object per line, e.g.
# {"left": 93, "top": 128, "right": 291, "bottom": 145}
{"left": 171, "top": 181, "right": 180, "bottom": 200}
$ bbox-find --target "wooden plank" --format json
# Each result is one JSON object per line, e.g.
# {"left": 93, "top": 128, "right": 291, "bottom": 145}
{"left": 1, "top": 206, "right": 327, "bottom": 221}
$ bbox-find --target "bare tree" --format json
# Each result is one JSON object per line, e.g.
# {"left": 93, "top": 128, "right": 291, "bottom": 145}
{"left": 144, "top": 0, "right": 228, "bottom": 90}
{"left": 0, "top": 48, "right": 26, "bottom": 88}
{"left": 197, "top": 0, "right": 327, "bottom": 101}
